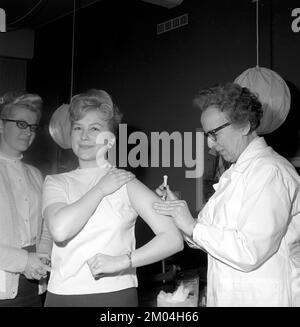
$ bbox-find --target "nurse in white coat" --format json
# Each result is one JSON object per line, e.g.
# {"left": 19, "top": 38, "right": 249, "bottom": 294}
{"left": 154, "top": 82, "right": 300, "bottom": 307}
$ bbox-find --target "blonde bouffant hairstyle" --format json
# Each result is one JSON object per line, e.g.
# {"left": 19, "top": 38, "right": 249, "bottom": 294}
{"left": 69, "top": 89, "right": 123, "bottom": 134}
{"left": 0, "top": 91, "right": 43, "bottom": 122}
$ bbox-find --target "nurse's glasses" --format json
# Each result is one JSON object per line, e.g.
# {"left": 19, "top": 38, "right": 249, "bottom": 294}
{"left": 1, "top": 119, "right": 39, "bottom": 132}
{"left": 204, "top": 122, "right": 231, "bottom": 142}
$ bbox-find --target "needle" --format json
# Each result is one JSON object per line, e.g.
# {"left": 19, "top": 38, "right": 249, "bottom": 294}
{"left": 162, "top": 175, "right": 168, "bottom": 201}
{"left": 161, "top": 175, "right": 168, "bottom": 282}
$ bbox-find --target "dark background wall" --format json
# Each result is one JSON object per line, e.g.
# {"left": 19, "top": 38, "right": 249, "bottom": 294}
{"left": 22, "top": 0, "right": 300, "bottom": 278}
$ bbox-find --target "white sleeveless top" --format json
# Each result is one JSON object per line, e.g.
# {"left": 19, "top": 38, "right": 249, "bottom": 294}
{"left": 42, "top": 165, "right": 138, "bottom": 295}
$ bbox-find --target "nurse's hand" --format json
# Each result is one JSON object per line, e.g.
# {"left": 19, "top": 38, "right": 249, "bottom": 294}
{"left": 86, "top": 253, "right": 130, "bottom": 279}
{"left": 153, "top": 199, "right": 196, "bottom": 237}
{"left": 97, "top": 167, "right": 135, "bottom": 196}
{"left": 155, "top": 184, "right": 178, "bottom": 201}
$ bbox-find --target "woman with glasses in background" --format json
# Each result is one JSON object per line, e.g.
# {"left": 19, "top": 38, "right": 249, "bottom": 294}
{"left": 0, "top": 91, "right": 52, "bottom": 307}
{"left": 154, "top": 82, "right": 300, "bottom": 307}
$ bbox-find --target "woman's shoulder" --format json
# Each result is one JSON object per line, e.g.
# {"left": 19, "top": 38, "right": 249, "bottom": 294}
{"left": 23, "top": 162, "right": 43, "bottom": 179}
{"left": 251, "top": 149, "right": 293, "bottom": 174}
{"left": 125, "top": 177, "right": 158, "bottom": 200}
{"left": 46, "top": 168, "right": 91, "bottom": 188}
{"left": 46, "top": 168, "right": 79, "bottom": 178}
{"left": 126, "top": 177, "right": 148, "bottom": 192}
{"left": 44, "top": 170, "right": 75, "bottom": 184}
{"left": 243, "top": 151, "right": 299, "bottom": 189}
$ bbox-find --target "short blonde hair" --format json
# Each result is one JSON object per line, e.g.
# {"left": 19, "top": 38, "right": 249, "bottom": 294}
{"left": 0, "top": 91, "right": 43, "bottom": 122}
{"left": 69, "top": 89, "right": 123, "bottom": 134}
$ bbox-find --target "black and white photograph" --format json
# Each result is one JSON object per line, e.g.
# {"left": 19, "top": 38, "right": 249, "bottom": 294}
{"left": 0, "top": 0, "right": 300, "bottom": 316}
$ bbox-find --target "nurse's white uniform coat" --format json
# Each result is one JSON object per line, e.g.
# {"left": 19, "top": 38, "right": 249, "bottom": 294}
{"left": 188, "top": 137, "right": 300, "bottom": 306}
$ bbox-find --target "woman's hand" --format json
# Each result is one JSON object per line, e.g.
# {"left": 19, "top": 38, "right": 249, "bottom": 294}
{"left": 155, "top": 184, "right": 178, "bottom": 201}
{"left": 97, "top": 167, "right": 135, "bottom": 197}
{"left": 23, "top": 252, "right": 51, "bottom": 280}
{"left": 38, "top": 252, "right": 51, "bottom": 268}
{"left": 86, "top": 253, "right": 130, "bottom": 279}
{"left": 153, "top": 199, "right": 196, "bottom": 237}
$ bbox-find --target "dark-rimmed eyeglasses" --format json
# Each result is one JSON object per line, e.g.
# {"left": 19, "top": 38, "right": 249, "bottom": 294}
{"left": 1, "top": 119, "right": 39, "bottom": 132}
{"left": 204, "top": 122, "right": 231, "bottom": 142}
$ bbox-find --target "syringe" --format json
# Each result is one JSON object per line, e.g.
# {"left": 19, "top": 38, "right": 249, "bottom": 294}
{"left": 162, "top": 175, "right": 168, "bottom": 201}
